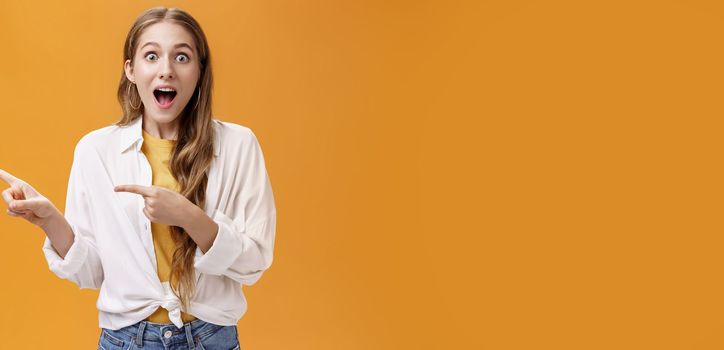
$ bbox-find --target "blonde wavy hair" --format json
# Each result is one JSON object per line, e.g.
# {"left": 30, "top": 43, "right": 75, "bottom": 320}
{"left": 115, "top": 7, "right": 215, "bottom": 311}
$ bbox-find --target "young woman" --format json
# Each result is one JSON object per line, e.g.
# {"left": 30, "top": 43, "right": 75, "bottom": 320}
{"left": 0, "top": 7, "right": 276, "bottom": 350}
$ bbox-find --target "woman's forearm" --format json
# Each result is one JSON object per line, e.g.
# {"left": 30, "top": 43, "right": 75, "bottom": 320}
{"left": 41, "top": 209, "right": 75, "bottom": 259}
{"left": 182, "top": 205, "right": 219, "bottom": 254}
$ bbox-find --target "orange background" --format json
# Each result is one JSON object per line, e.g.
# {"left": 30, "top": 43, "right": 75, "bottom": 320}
{"left": 1, "top": 0, "right": 723, "bottom": 349}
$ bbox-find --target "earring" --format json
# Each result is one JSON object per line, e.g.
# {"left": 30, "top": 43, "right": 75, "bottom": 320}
{"left": 128, "top": 82, "right": 141, "bottom": 109}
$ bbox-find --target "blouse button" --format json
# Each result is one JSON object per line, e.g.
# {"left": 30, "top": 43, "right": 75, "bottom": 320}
{"left": 164, "top": 330, "right": 173, "bottom": 338}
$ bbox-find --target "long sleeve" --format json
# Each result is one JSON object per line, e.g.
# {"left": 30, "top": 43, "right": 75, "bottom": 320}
{"left": 194, "top": 130, "right": 277, "bottom": 286}
{"left": 42, "top": 139, "right": 104, "bottom": 289}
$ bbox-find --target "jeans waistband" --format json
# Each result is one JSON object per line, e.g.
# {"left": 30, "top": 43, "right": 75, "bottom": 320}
{"left": 108, "top": 318, "right": 218, "bottom": 348}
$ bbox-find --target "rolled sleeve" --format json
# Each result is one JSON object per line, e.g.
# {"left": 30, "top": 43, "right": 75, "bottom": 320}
{"left": 42, "top": 225, "right": 89, "bottom": 279}
{"left": 194, "top": 211, "right": 276, "bottom": 285}
{"left": 193, "top": 210, "right": 245, "bottom": 275}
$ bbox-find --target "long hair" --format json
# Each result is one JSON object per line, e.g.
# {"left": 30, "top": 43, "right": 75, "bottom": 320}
{"left": 115, "top": 7, "right": 214, "bottom": 311}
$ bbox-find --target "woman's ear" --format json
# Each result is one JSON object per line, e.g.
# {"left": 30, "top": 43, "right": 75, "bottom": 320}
{"left": 124, "top": 59, "right": 135, "bottom": 83}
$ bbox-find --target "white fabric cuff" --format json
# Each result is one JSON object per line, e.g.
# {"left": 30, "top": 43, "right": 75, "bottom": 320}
{"left": 193, "top": 210, "right": 244, "bottom": 276}
{"left": 42, "top": 225, "right": 89, "bottom": 279}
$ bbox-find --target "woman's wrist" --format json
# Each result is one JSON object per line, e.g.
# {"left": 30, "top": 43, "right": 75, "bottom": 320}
{"left": 41, "top": 208, "right": 75, "bottom": 259}
{"left": 39, "top": 207, "right": 64, "bottom": 231}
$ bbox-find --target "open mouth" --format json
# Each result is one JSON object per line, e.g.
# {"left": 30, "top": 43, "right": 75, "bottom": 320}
{"left": 153, "top": 88, "right": 177, "bottom": 107}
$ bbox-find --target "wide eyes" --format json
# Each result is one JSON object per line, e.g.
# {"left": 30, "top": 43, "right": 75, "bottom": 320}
{"left": 144, "top": 52, "right": 190, "bottom": 62}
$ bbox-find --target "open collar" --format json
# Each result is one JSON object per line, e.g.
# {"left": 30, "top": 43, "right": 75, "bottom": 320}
{"left": 119, "top": 115, "right": 220, "bottom": 157}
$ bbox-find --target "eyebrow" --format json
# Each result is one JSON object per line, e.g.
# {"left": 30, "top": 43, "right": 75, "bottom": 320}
{"left": 140, "top": 41, "right": 194, "bottom": 51}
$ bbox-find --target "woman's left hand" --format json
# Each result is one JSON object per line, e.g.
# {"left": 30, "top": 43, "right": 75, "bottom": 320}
{"left": 114, "top": 184, "right": 197, "bottom": 228}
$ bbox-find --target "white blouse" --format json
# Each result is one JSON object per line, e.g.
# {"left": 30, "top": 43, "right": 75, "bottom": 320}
{"left": 42, "top": 115, "right": 277, "bottom": 330}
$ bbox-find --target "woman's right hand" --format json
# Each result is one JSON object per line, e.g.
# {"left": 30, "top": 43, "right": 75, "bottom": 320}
{"left": 0, "top": 169, "right": 61, "bottom": 229}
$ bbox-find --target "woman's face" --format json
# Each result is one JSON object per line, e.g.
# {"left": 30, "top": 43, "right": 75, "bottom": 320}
{"left": 124, "top": 21, "right": 200, "bottom": 125}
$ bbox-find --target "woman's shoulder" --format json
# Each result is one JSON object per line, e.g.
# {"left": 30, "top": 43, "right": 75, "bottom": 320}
{"left": 73, "top": 123, "right": 122, "bottom": 155}
{"left": 213, "top": 118, "right": 260, "bottom": 145}
{"left": 212, "top": 118, "right": 267, "bottom": 160}
{"left": 213, "top": 118, "right": 255, "bottom": 137}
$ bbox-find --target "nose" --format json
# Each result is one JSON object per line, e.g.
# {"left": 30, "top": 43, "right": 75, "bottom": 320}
{"left": 158, "top": 57, "right": 175, "bottom": 79}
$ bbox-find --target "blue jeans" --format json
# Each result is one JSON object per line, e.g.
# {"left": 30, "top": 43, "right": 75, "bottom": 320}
{"left": 98, "top": 318, "right": 240, "bottom": 350}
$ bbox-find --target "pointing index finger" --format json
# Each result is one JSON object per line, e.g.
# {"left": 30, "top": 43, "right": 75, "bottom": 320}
{"left": 114, "top": 184, "right": 153, "bottom": 197}
{"left": 0, "top": 169, "right": 19, "bottom": 186}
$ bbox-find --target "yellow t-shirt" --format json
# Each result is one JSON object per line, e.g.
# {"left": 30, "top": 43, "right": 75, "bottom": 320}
{"left": 140, "top": 129, "right": 197, "bottom": 324}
